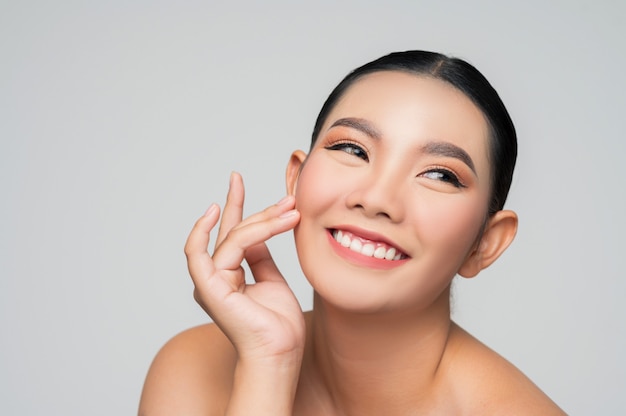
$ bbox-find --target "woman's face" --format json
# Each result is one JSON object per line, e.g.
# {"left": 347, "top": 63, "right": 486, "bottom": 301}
{"left": 290, "top": 71, "right": 492, "bottom": 313}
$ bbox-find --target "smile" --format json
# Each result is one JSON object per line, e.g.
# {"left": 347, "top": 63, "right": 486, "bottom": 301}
{"left": 330, "top": 229, "right": 408, "bottom": 261}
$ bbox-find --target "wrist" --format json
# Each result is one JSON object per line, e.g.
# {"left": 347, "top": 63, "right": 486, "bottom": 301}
{"left": 237, "top": 349, "right": 303, "bottom": 378}
{"left": 227, "top": 355, "right": 303, "bottom": 416}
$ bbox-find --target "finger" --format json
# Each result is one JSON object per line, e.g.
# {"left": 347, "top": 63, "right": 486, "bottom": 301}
{"left": 245, "top": 242, "right": 285, "bottom": 284}
{"left": 216, "top": 172, "right": 244, "bottom": 247}
{"left": 224, "top": 194, "right": 296, "bottom": 235}
{"left": 184, "top": 204, "right": 220, "bottom": 285}
{"left": 213, "top": 208, "right": 300, "bottom": 271}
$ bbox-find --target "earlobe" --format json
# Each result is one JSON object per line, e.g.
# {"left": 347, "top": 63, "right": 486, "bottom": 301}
{"left": 458, "top": 210, "right": 518, "bottom": 278}
{"left": 286, "top": 150, "right": 307, "bottom": 196}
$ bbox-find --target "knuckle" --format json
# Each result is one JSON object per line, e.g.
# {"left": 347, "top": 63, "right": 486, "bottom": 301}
{"left": 223, "top": 226, "right": 244, "bottom": 244}
{"left": 183, "top": 245, "right": 196, "bottom": 259}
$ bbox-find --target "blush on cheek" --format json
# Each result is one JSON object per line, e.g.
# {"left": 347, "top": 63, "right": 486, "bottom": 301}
{"left": 417, "top": 201, "right": 486, "bottom": 255}
{"left": 294, "top": 156, "right": 342, "bottom": 212}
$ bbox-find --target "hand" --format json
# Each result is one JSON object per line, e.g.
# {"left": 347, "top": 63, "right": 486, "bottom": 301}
{"left": 184, "top": 172, "right": 305, "bottom": 363}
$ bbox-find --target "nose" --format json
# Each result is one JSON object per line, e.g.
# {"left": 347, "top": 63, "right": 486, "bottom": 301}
{"left": 344, "top": 168, "right": 406, "bottom": 222}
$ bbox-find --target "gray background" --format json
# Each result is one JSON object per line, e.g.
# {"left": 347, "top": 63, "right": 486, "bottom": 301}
{"left": 1, "top": 1, "right": 624, "bottom": 414}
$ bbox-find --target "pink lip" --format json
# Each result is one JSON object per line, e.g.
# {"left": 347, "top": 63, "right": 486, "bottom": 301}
{"left": 326, "top": 227, "right": 410, "bottom": 271}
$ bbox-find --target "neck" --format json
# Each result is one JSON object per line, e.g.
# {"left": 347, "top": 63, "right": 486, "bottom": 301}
{"left": 299, "top": 287, "right": 453, "bottom": 415}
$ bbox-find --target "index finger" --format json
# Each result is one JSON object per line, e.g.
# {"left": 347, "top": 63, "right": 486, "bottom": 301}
{"left": 215, "top": 171, "right": 244, "bottom": 248}
{"left": 184, "top": 204, "right": 220, "bottom": 281}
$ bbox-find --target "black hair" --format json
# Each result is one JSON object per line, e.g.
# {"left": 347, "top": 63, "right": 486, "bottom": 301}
{"left": 311, "top": 50, "right": 517, "bottom": 216}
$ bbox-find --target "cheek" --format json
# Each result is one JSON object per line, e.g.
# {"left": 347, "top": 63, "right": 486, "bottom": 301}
{"left": 412, "top": 192, "right": 487, "bottom": 257}
{"left": 293, "top": 155, "right": 345, "bottom": 216}
{"left": 292, "top": 155, "right": 341, "bottom": 285}
{"left": 292, "top": 156, "right": 332, "bottom": 254}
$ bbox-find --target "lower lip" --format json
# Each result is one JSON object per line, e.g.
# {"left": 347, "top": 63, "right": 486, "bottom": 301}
{"left": 326, "top": 230, "right": 410, "bottom": 271}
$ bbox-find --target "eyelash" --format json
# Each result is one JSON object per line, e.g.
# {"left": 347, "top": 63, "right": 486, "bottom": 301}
{"left": 325, "top": 140, "right": 466, "bottom": 188}
{"left": 324, "top": 140, "right": 369, "bottom": 162}
{"left": 421, "top": 167, "right": 466, "bottom": 188}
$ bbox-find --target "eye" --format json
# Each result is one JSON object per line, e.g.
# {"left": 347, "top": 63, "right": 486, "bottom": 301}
{"left": 325, "top": 141, "right": 369, "bottom": 162}
{"left": 421, "top": 168, "right": 466, "bottom": 188}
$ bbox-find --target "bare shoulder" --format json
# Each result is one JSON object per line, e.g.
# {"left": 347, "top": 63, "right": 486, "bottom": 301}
{"left": 138, "top": 323, "right": 236, "bottom": 416}
{"left": 441, "top": 323, "right": 566, "bottom": 415}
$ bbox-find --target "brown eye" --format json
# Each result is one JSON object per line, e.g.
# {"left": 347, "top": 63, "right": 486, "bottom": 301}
{"left": 325, "top": 142, "right": 369, "bottom": 162}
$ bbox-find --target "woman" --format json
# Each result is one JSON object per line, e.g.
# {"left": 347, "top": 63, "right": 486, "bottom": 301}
{"left": 139, "top": 50, "right": 564, "bottom": 415}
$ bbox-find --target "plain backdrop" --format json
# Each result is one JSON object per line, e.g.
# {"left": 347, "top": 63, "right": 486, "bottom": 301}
{"left": 1, "top": 1, "right": 624, "bottom": 414}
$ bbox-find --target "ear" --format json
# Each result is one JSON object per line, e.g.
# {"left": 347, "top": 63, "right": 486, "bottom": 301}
{"left": 458, "top": 210, "right": 518, "bottom": 278}
{"left": 286, "top": 150, "right": 307, "bottom": 196}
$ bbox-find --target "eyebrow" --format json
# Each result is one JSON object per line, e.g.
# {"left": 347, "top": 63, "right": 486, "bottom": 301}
{"left": 329, "top": 117, "right": 382, "bottom": 140}
{"left": 328, "top": 117, "right": 476, "bottom": 175}
{"left": 421, "top": 141, "right": 476, "bottom": 175}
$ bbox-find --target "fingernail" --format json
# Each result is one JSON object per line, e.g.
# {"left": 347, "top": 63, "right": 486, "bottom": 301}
{"left": 203, "top": 203, "right": 218, "bottom": 216}
{"left": 279, "top": 209, "right": 298, "bottom": 219}
{"left": 276, "top": 195, "right": 293, "bottom": 206}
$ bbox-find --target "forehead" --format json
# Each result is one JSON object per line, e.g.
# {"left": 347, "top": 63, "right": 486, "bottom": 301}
{"left": 320, "top": 71, "right": 491, "bottom": 173}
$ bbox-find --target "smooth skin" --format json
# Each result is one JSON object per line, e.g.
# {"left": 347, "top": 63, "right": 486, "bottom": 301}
{"left": 139, "top": 73, "right": 565, "bottom": 415}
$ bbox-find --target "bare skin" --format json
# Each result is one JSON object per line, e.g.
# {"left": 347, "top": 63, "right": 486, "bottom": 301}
{"left": 139, "top": 73, "right": 565, "bottom": 415}
{"left": 139, "top": 314, "right": 563, "bottom": 415}
{"left": 139, "top": 176, "right": 563, "bottom": 415}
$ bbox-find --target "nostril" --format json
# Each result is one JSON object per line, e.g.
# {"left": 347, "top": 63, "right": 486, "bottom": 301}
{"left": 356, "top": 204, "right": 392, "bottom": 219}
{"left": 377, "top": 211, "right": 392, "bottom": 219}
{"left": 352, "top": 203, "right": 394, "bottom": 220}
{"left": 346, "top": 186, "right": 404, "bottom": 222}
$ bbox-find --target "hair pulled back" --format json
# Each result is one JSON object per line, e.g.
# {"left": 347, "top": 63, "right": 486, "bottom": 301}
{"left": 311, "top": 50, "right": 517, "bottom": 216}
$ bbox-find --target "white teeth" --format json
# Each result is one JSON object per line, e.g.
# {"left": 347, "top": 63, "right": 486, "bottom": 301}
{"left": 349, "top": 239, "right": 362, "bottom": 252}
{"left": 332, "top": 230, "right": 404, "bottom": 261}
{"left": 362, "top": 243, "right": 375, "bottom": 256}
{"left": 373, "top": 246, "right": 386, "bottom": 259}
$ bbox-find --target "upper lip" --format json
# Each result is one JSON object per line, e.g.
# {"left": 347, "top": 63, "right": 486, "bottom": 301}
{"left": 328, "top": 224, "right": 410, "bottom": 257}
